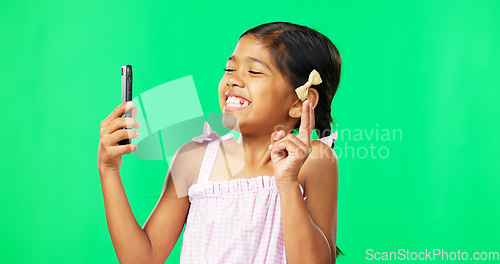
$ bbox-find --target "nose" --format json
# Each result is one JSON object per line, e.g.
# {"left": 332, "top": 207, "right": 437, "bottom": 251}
{"left": 226, "top": 74, "right": 245, "bottom": 88}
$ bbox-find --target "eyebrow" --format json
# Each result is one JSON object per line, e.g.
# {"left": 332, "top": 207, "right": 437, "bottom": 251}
{"left": 227, "top": 55, "right": 272, "bottom": 71}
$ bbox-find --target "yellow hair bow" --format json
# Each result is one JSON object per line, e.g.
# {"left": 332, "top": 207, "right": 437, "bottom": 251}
{"left": 295, "top": 69, "right": 322, "bottom": 101}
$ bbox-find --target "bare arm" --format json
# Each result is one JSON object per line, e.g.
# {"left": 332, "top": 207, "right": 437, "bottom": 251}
{"left": 100, "top": 166, "right": 192, "bottom": 263}
{"left": 99, "top": 167, "right": 155, "bottom": 263}
{"left": 141, "top": 166, "right": 193, "bottom": 262}
{"left": 277, "top": 141, "right": 338, "bottom": 264}
{"left": 99, "top": 156, "right": 193, "bottom": 263}
{"left": 98, "top": 102, "right": 195, "bottom": 263}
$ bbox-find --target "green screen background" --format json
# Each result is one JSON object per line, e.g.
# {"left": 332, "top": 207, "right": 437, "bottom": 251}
{"left": 1, "top": 0, "right": 499, "bottom": 263}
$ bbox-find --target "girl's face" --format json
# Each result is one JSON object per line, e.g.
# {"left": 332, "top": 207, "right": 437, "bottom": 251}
{"left": 219, "top": 35, "right": 296, "bottom": 135}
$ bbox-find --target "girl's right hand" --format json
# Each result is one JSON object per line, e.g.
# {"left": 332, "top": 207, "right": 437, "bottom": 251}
{"left": 98, "top": 101, "right": 141, "bottom": 172}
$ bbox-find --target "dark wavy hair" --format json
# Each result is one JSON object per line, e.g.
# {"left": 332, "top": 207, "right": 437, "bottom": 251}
{"left": 240, "top": 22, "right": 343, "bottom": 258}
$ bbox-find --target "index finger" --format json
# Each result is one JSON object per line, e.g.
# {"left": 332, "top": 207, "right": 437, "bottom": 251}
{"left": 101, "top": 101, "right": 133, "bottom": 128}
{"left": 309, "top": 99, "right": 315, "bottom": 135}
{"left": 298, "top": 100, "right": 312, "bottom": 142}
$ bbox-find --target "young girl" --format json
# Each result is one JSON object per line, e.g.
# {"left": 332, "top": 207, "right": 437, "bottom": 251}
{"left": 98, "top": 22, "right": 342, "bottom": 264}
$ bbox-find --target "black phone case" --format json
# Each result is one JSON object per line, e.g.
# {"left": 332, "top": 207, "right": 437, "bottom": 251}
{"left": 119, "top": 65, "right": 133, "bottom": 146}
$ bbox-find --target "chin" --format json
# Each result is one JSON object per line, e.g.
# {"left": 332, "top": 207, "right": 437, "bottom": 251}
{"left": 222, "top": 112, "right": 240, "bottom": 132}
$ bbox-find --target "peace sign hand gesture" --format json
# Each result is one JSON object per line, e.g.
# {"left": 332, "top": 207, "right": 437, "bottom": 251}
{"left": 269, "top": 100, "right": 315, "bottom": 187}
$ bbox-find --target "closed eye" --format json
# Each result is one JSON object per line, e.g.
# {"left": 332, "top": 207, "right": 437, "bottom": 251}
{"left": 249, "top": 71, "right": 262, "bottom": 75}
{"left": 223, "top": 68, "right": 235, "bottom": 72}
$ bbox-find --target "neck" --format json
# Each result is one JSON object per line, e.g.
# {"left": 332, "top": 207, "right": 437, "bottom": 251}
{"left": 238, "top": 133, "right": 273, "bottom": 169}
{"left": 235, "top": 121, "right": 298, "bottom": 172}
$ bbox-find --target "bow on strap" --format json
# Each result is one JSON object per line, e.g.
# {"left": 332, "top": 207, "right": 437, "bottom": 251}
{"left": 192, "top": 121, "right": 234, "bottom": 143}
{"left": 312, "top": 130, "right": 338, "bottom": 148}
{"left": 295, "top": 69, "right": 322, "bottom": 101}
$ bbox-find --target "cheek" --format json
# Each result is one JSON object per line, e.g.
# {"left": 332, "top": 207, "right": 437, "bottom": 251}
{"left": 218, "top": 78, "right": 227, "bottom": 107}
{"left": 254, "top": 92, "right": 285, "bottom": 113}
{"left": 218, "top": 77, "right": 226, "bottom": 92}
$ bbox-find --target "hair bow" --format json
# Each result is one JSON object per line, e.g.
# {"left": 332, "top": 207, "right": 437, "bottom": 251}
{"left": 295, "top": 69, "right": 322, "bottom": 101}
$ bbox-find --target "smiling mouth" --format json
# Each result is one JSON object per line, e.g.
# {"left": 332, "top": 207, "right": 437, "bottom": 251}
{"left": 225, "top": 95, "right": 251, "bottom": 111}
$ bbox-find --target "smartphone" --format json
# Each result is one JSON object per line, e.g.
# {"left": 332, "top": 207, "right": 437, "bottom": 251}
{"left": 119, "top": 65, "right": 133, "bottom": 145}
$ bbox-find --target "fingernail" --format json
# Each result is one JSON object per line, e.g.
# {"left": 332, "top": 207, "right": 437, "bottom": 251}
{"left": 126, "top": 101, "right": 133, "bottom": 109}
{"left": 268, "top": 144, "right": 272, "bottom": 149}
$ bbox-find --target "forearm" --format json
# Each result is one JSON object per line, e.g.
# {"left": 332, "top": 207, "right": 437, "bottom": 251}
{"left": 278, "top": 181, "right": 333, "bottom": 264}
{"left": 99, "top": 166, "right": 153, "bottom": 264}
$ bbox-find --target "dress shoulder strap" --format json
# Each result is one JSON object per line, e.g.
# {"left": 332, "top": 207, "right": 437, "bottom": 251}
{"left": 197, "top": 139, "right": 222, "bottom": 183}
{"left": 192, "top": 121, "right": 234, "bottom": 184}
{"left": 311, "top": 130, "right": 338, "bottom": 147}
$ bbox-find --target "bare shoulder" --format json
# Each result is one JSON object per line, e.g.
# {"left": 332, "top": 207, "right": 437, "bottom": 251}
{"left": 310, "top": 140, "right": 337, "bottom": 160}
{"left": 167, "top": 140, "right": 209, "bottom": 197}
{"left": 301, "top": 140, "right": 338, "bottom": 190}
{"left": 175, "top": 140, "right": 209, "bottom": 164}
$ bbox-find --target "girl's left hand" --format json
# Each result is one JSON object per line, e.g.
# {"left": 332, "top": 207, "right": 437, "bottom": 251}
{"left": 269, "top": 100, "right": 315, "bottom": 186}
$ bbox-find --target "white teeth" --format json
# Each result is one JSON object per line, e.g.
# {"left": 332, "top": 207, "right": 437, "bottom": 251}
{"left": 226, "top": 96, "right": 250, "bottom": 108}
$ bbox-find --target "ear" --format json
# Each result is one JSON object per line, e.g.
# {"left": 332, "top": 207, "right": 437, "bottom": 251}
{"left": 289, "top": 88, "right": 319, "bottom": 118}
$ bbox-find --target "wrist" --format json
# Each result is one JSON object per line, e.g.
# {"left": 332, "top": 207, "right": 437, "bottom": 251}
{"left": 98, "top": 163, "right": 120, "bottom": 177}
{"left": 275, "top": 179, "right": 300, "bottom": 192}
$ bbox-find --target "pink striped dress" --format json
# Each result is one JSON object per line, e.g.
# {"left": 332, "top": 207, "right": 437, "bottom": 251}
{"left": 180, "top": 122, "right": 337, "bottom": 263}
